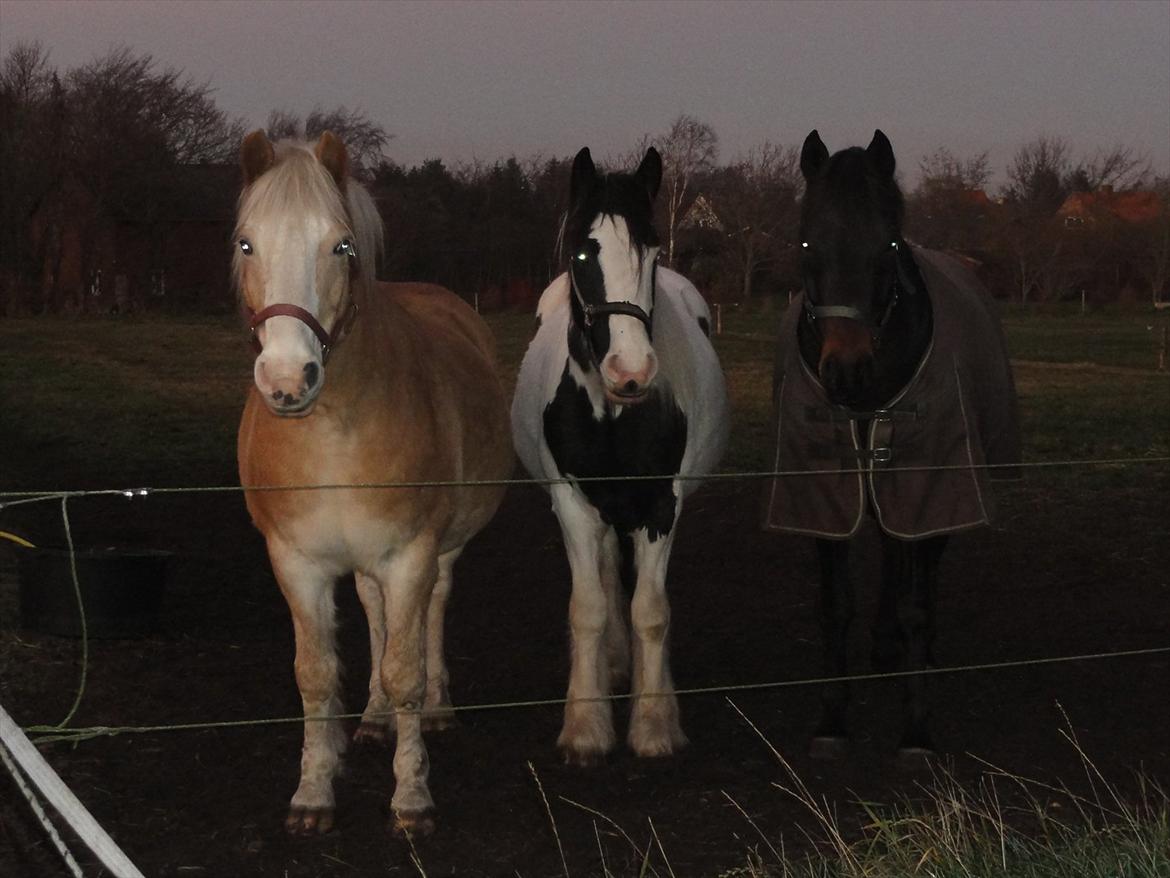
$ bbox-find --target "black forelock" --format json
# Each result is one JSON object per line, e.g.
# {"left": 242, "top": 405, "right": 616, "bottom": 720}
{"left": 565, "top": 168, "right": 660, "bottom": 263}
{"left": 800, "top": 146, "right": 904, "bottom": 239}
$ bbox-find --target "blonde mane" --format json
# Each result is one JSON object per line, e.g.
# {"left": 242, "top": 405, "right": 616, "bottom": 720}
{"left": 233, "top": 139, "right": 384, "bottom": 304}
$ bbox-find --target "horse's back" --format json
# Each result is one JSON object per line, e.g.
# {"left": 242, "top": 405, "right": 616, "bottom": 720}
{"left": 381, "top": 281, "right": 499, "bottom": 367}
{"left": 651, "top": 269, "right": 729, "bottom": 486}
{"left": 376, "top": 280, "right": 514, "bottom": 499}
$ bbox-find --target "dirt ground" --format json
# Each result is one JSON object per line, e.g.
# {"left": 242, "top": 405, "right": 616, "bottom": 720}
{"left": 1, "top": 465, "right": 1168, "bottom": 876}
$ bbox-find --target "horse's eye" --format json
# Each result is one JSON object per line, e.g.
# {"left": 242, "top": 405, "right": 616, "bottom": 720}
{"left": 890, "top": 241, "right": 899, "bottom": 250}
{"left": 801, "top": 241, "right": 810, "bottom": 249}
{"left": 238, "top": 239, "right": 253, "bottom": 256}
{"left": 576, "top": 252, "right": 589, "bottom": 262}
{"left": 333, "top": 239, "right": 354, "bottom": 257}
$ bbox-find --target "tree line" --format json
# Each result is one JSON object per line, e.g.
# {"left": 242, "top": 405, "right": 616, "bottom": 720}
{"left": 2, "top": 43, "right": 1166, "bottom": 314}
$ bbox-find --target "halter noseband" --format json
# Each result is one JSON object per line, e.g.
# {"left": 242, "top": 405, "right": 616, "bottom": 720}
{"left": 802, "top": 290, "right": 899, "bottom": 335}
{"left": 248, "top": 299, "right": 357, "bottom": 364}
{"left": 568, "top": 266, "right": 653, "bottom": 361}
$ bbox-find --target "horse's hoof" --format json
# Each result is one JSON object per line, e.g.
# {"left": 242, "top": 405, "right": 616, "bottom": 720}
{"left": 809, "top": 735, "right": 849, "bottom": 760}
{"left": 285, "top": 806, "right": 335, "bottom": 835}
{"left": 629, "top": 723, "right": 688, "bottom": 759}
{"left": 353, "top": 722, "right": 393, "bottom": 747}
{"left": 393, "top": 807, "right": 437, "bottom": 838}
{"left": 896, "top": 745, "right": 936, "bottom": 771}
{"left": 560, "top": 745, "right": 608, "bottom": 767}
{"left": 420, "top": 709, "right": 458, "bottom": 733}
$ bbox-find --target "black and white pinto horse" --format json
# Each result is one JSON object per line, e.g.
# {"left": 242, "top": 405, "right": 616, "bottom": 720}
{"left": 765, "top": 130, "right": 1019, "bottom": 765}
{"left": 512, "top": 147, "right": 729, "bottom": 762}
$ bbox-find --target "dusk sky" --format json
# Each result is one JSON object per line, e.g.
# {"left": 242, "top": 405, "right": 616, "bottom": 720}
{"left": 2, "top": 0, "right": 1167, "bottom": 187}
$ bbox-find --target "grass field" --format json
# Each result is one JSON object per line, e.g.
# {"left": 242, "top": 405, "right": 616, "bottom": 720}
{"left": 0, "top": 300, "right": 1166, "bottom": 489}
{"left": 1, "top": 301, "right": 1168, "bottom": 876}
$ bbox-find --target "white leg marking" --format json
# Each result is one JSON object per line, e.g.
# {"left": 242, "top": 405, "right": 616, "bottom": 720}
{"left": 354, "top": 572, "right": 393, "bottom": 743}
{"left": 628, "top": 519, "right": 687, "bottom": 757}
{"left": 376, "top": 538, "right": 439, "bottom": 830}
{"left": 422, "top": 548, "right": 460, "bottom": 730}
{"left": 269, "top": 542, "right": 346, "bottom": 832}
{"left": 551, "top": 485, "right": 615, "bottom": 762}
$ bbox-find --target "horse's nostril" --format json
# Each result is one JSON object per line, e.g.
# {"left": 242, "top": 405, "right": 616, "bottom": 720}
{"left": 303, "top": 361, "right": 320, "bottom": 389}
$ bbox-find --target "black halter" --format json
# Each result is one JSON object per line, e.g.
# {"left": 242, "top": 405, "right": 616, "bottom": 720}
{"left": 568, "top": 265, "right": 653, "bottom": 362}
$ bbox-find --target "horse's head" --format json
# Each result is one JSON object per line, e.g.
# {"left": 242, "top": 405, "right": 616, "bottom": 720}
{"left": 234, "top": 129, "right": 377, "bottom": 416}
{"left": 564, "top": 146, "right": 663, "bottom": 405}
{"left": 798, "top": 129, "right": 924, "bottom": 407}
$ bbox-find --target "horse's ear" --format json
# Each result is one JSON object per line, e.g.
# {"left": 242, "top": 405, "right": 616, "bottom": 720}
{"left": 570, "top": 147, "right": 597, "bottom": 204}
{"left": 635, "top": 147, "right": 662, "bottom": 202}
{"left": 866, "top": 129, "right": 896, "bottom": 178}
{"left": 241, "top": 130, "right": 275, "bottom": 185}
{"left": 315, "top": 130, "right": 349, "bottom": 192}
{"left": 800, "top": 130, "right": 829, "bottom": 181}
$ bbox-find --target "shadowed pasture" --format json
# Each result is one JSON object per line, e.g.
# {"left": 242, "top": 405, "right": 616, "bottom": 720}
{"left": 0, "top": 303, "right": 1167, "bottom": 875}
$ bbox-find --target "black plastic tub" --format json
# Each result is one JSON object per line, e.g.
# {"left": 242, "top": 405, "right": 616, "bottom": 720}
{"left": 17, "top": 547, "right": 170, "bottom": 638}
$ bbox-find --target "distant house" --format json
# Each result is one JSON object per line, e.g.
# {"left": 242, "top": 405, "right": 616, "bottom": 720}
{"left": 957, "top": 188, "right": 995, "bottom": 213}
{"left": 678, "top": 194, "right": 725, "bottom": 232}
{"left": 1058, "top": 186, "right": 1163, "bottom": 228}
{"left": 28, "top": 164, "right": 239, "bottom": 313}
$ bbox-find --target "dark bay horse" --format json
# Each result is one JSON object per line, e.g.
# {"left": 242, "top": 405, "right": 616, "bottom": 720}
{"left": 764, "top": 130, "right": 1019, "bottom": 763}
{"left": 235, "top": 131, "right": 512, "bottom": 835}
{"left": 511, "top": 147, "right": 729, "bottom": 762}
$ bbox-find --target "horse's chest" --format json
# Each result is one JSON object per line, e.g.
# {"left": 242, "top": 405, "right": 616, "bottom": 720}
{"left": 542, "top": 368, "right": 687, "bottom": 538}
{"left": 239, "top": 396, "right": 429, "bottom": 554}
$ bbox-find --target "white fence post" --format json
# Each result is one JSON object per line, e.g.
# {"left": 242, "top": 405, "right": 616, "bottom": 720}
{"left": 0, "top": 703, "right": 145, "bottom": 878}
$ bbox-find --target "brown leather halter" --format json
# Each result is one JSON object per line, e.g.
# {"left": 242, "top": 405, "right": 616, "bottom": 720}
{"left": 247, "top": 299, "right": 357, "bottom": 364}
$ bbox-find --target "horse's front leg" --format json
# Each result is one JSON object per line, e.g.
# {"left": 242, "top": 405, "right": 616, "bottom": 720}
{"left": 628, "top": 521, "right": 686, "bottom": 757}
{"left": 421, "top": 548, "right": 461, "bottom": 731}
{"left": 376, "top": 537, "right": 440, "bottom": 836}
{"left": 551, "top": 484, "right": 614, "bottom": 764}
{"left": 353, "top": 571, "right": 393, "bottom": 746}
{"left": 269, "top": 543, "right": 346, "bottom": 835}
{"left": 877, "top": 533, "right": 947, "bottom": 764}
{"left": 811, "top": 537, "right": 854, "bottom": 759}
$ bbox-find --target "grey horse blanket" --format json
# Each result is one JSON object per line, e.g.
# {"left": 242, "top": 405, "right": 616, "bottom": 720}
{"left": 762, "top": 248, "right": 1021, "bottom": 540}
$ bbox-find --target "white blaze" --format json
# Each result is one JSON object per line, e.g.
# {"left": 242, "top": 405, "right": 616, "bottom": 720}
{"left": 591, "top": 216, "right": 658, "bottom": 393}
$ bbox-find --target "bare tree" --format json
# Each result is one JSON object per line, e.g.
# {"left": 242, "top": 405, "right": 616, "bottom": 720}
{"left": 1067, "top": 144, "right": 1151, "bottom": 192}
{"left": 706, "top": 141, "right": 800, "bottom": 298}
{"left": 907, "top": 147, "right": 992, "bottom": 250}
{"left": 1133, "top": 177, "right": 1170, "bottom": 306}
{"left": 0, "top": 41, "right": 57, "bottom": 310}
{"left": 265, "top": 106, "right": 391, "bottom": 178}
{"left": 52, "top": 48, "right": 244, "bottom": 310}
{"left": 918, "top": 147, "right": 992, "bottom": 191}
{"left": 637, "top": 114, "right": 719, "bottom": 267}
{"left": 1004, "top": 135, "right": 1072, "bottom": 210}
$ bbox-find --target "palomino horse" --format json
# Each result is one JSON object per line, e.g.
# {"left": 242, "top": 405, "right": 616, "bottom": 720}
{"left": 235, "top": 131, "right": 512, "bottom": 835}
{"left": 764, "top": 130, "right": 1019, "bottom": 764}
{"left": 512, "top": 147, "right": 729, "bottom": 762}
